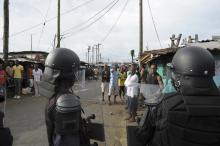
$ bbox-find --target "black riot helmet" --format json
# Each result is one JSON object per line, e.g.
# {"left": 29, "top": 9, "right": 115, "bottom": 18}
{"left": 168, "top": 46, "right": 219, "bottom": 95}
{"left": 170, "top": 46, "right": 215, "bottom": 77}
{"left": 45, "top": 48, "right": 80, "bottom": 75}
{"left": 44, "top": 48, "right": 80, "bottom": 84}
{"left": 39, "top": 48, "right": 80, "bottom": 98}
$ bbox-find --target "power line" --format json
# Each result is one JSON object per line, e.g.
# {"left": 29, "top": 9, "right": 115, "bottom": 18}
{"left": 47, "top": 39, "right": 54, "bottom": 52}
{"left": 62, "top": 0, "right": 118, "bottom": 35}
{"left": 100, "top": 0, "right": 130, "bottom": 43}
{"left": 37, "top": 0, "right": 52, "bottom": 49}
{"left": 3, "top": 0, "right": 95, "bottom": 39}
{"left": 146, "top": 0, "right": 162, "bottom": 48}
{"left": 63, "top": 0, "right": 120, "bottom": 39}
{"left": 63, "top": 0, "right": 120, "bottom": 38}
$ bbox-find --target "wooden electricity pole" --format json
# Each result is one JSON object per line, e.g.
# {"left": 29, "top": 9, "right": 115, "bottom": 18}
{"left": 138, "top": 0, "right": 143, "bottom": 67}
{"left": 95, "top": 45, "right": 97, "bottom": 64}
{"left": 57, "top": 0, "right": 61, "bottom": 48}
{"left": 31, "top": 34, "right": 33, "bottom": 59}
{"left": 92, "top": 46, "right": 94, "bottom": 64}
{"left": 88, "top": 46, "right": 91, "bottom": 64}
{"left": 3, "top": 0, "right": 9, "bottom": 62}
{"left": 139, "top": 0, "right": 143, "bottom": 57}
{"left": 97, "top": 43, "right": 101, "bottom": 63}
{"left": 131, "top": 50, "right": 135, "bottom": 63}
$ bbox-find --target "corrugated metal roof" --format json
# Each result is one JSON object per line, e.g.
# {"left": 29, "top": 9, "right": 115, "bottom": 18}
{"left": 9, "top": 57, "right": 38, "bottom": 63}
{"left": 0, "top": 51, "right": 49, "bottom": 55}
{"left": 141, "top": 48, "right": 177, "bottom": 64}
{"left": 141, "top": 40, "right": 220, "bottom": 64}
{"left": 187, "top": 41, "right": 220, "bottom": 50}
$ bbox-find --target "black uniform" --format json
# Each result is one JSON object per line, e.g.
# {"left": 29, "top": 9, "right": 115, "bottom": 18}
{"left": 0, "top": 111, "right": 13, "bottom": 146}
{"left": 147, "top": 89, "right": 220, "bottom": 146}
{"left": 41, "top": 48, "right": 104, "bottom": 146}
{"left": 136, "top": 46, "right": 220, "bottom": 146}
{"left": 39, "top": 48, "right": 82, "bottom": 146}
{"left": 45, "top": 89, "right": 82, "bottom": 146}
{"left": 0, "top": 127, "right": 13, "bottom": 146}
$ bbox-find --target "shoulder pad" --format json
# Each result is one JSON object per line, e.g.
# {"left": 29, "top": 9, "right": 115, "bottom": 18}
{"left": 56, "top": 94, "right": 81, "bottom": 113}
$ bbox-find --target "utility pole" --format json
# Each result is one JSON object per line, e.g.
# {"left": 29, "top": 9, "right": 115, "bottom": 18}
{"left": 97, "top": 43, "right": 101, "bottom": 63}
{"left": 92, "top": 46, "right": 94, "bottom": 64}
{"left": 31, "top": 34, "right": 32, "bottom": 59}
{"left": 57, "top": 0, "right": 61, "bottom": 48}
{"left": 100, "top": 53, "right": 101, "bottom": 63}
{"left": 139, "top": 0, "right": 143, "bottom": 56}
{"left": 139, "top": 0, "right": 143, "bottom": 66}
{"left": 131, "top": 50, "right": 135, "bottom": 63}
{"left": 95, "top": 45, "right": 97, "bottom": 64}
{"left": 53, "top": 34, "right": 56, "bottom": 49}
{"left": 3, "top": 0, "right": 9, "bottom": 62}
{"left": 88, "top": 46, "right": 91, "bottom": 64}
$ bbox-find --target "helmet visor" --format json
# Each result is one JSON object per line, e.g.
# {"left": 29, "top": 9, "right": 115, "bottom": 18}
{"left": 42, "top": 67, "right": 61, "bottom": 84}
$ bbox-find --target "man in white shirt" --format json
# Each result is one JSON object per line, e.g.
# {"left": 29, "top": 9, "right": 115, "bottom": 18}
{"left": 32, "top": 64, "right": 42, "bottom": 97}
{"left": 124, "top": 63, "right": 139, "bottom": 122}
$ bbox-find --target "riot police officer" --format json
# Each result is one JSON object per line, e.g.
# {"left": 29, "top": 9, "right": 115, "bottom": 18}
{"left": 39, "top": 48, "right": 85, "bottom": 146}
{"left": 136, "top": 46, "right": 220, "bottom": 146}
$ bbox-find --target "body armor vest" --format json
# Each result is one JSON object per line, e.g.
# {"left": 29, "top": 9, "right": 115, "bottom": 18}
{"left": 150, "top": 94, "right": 220, "bottom": 146}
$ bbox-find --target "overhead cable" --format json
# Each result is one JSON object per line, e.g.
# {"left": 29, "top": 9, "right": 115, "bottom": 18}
{"left": 37, "top": 0, "right": 52, "bottom": 49}
{"left": 62, "top": 0, "right": 118, "bottom": 35}
{"left": 100, "top": 0, "right": 130, "bottom": 43}
{"left": 4, "top": 0, "right": 95, "bottom": 39}
{"left": 63, "top": 0, "right": 120, "bottom": 39}
{"left": 146, "top": 0, "right": 162, "bottom": 48}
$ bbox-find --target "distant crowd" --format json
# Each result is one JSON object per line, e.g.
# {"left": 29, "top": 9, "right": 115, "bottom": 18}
{"left": 0, "top": 60, "right": 43, "bottom": 100}
{"left": 85, "top": 66, "right": 100, "bottom": 80}
{"left": 100, "top": 63, "right": 164, "bottom": 122}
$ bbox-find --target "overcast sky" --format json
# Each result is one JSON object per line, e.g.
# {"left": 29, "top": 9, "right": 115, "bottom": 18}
{"left": 0, "top": 0, "right": 220, "bottom": 62}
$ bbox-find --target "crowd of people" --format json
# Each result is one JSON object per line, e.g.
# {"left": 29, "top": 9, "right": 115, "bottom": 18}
{"left": 1, "top": 46, "right": 220, "bottom": 146}
{"left": 0, "top": 60, "right": 43, "bottom": 100}
{"left": 85, "top": 66, "right": 100, "bottom": 80}
{"left": 100, "top": 63, "right": 164, "bottom": 122}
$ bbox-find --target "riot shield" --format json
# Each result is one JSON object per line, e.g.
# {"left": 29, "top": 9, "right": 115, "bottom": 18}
{"left": 130, "top": 68, "right": 175, "bottom": 146}
{"left": 74, "top": 67, "right": 86, "bottom": 91}
{"left": 214, "top": 60, "right": 220, "bottom": 89}
{"left": 87, "top": 122, "right": 105, "bottom": 141}
{"left": 74, "top": 66, "right": 106, "bottom": 144}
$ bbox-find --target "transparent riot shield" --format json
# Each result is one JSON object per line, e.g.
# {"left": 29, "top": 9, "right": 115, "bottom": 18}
{"left": 73, "top": 67, "right": 86, "bottom": 92}
{"left": 214, "top": 61, "right": 220, "bottom": 89}
{"left": 73, "top": 66, "right": 105, "bottom": 145}
{"left": 135, "top": 67, "right": 176, "bottom": 146}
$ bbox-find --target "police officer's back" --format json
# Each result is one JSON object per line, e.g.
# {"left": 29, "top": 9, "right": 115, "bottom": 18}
{"left": 139, "top": 46, "right": 220, "bottom": 146}
{"left": 39, "top": 48, "right": 84, "bottom": 146}
{"left": 0, "top": 111, "right": 13, "bottom": 146}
